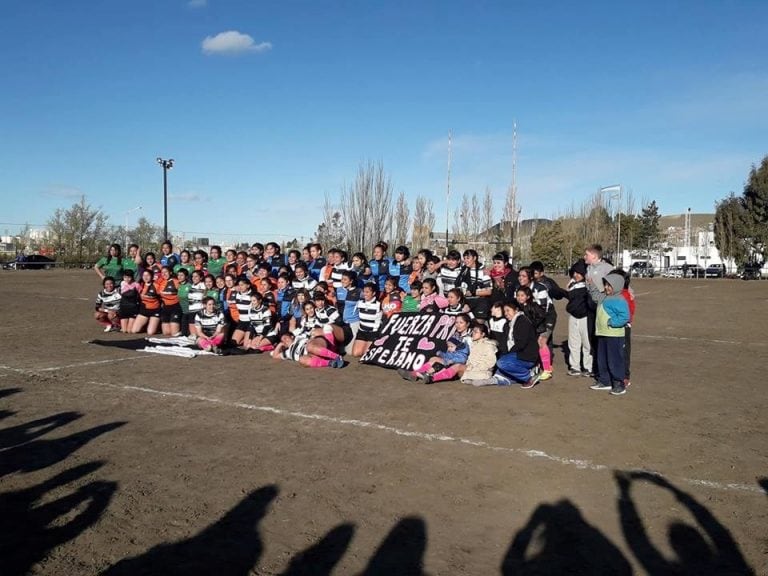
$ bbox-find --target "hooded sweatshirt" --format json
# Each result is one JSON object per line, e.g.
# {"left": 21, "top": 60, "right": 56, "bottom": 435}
{"left": 595, "top": 273, "right": 630, "bottom": 337}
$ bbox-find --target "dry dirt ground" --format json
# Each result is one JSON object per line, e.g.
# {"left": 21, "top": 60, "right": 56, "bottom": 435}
{"left": 1, "top": 269, "right": 767, "bottom": 575}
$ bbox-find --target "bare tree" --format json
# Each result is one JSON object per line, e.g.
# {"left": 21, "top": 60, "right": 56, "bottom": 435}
{"left": 452, "top": 193, "right": 471, "bottom": 244}
{"left": 315, "top": 192, "right": 346, "bottom": 249}
{"left": 502, "top": 183, "right": 516, "bottom": 249}
{"left": 392, "top": 190, "right": 410, "bottom": 248}
{"left": 469, "top": 191, "right": 482, "bottom": 241}
{"left": 341, "top": 161, "right": 393, "bottom": 254}
{"left": 46, "top": 196, "right": 110, "bottom": 263}
{"left": 412, "top": 196, "right": 435, "bottom": 251}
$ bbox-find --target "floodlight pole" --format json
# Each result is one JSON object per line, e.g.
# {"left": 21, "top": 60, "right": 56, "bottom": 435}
{"left": 600, "top": 185, "right": 622, "bottom": 266}
{"left": 157, "top": 157, "right": 174, "bottom": 241}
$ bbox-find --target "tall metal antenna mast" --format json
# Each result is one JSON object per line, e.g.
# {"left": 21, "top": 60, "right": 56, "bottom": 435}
{"left": 510, "top": 121, "right": 518, "bottom": 259}
{"left": 445, "top": 130, "right": 452, "bottom": 251}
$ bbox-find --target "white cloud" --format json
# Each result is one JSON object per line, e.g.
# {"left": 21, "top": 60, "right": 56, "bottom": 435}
{"left": 169, "top": 193, "right": 207, "bottom": 203}
{"left": 41, "top": 185, "right": 83, "bottom": 199}
{"left": 187, "top": 0, "right": 207, "bottom": 7}
{"left": 201, "top": 31, "right": 272, "bottom": 56}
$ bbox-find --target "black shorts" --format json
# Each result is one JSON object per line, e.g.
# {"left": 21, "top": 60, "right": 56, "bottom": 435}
{"left": 160, "top": 304, "right": 182, "bottom": 323}
{"left": 138, "top": 304, "right": 160, "bottom": 318}
{"left": 355, "top": 330, "right": 378, "bottom": 342}
{"left": 236, "top": 320, "right": 250, "bottom": 332}
{"left": 118, "top": 305, "right": 139, "bottom": 320}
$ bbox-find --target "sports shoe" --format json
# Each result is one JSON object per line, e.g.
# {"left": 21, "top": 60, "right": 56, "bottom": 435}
{"left": 623, "top": 378, "right": 631, "bottom": 387}
{"left": 538, "top": 370, "right": 553, "bottom": 381}
{"left": 521, "top": 371, "right": 541, "bottom": 389}
{"left": 567, "top": 368, "right": 582, "bottom": 377}
{"left": 210, "top": 345, "right": 221, "bottom": 355}
{"left": 610, "top": 383, "right": 627, "bottom": 395}
{"left": 398, "top": 368, "right": 420, "bottom": 382}
{"left": 421, "top": 372, "right": 434, "bottom": 384}
{"left": 581, "top": 370, "right": 594, "bottom": 378}
{"left": 330, "top": 356, "right": 344, "bottom": 369}
{"left": 469, "top": 378, "right": 497, "bottom": 387}
{"left": 103, "top": 325, "right": 113, "bottom": 333}
{"left": 493, "top": 374, "right": 513, "bottom": 386}
{"left": 590, "top": 381, "right": 612, "bottom": 391}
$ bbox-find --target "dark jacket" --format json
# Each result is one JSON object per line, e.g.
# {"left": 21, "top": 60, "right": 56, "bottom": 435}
{"left": 565, "top": 279, "right": 590, "bottom": 319}
{"left": 539, "top": 275, "right": 567, "bottom": 300}
{"left": 502, "top": 312, "right": 539, "bottom": 363}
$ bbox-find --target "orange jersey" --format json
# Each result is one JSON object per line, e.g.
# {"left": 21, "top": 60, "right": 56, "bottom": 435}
{"left": 157, "top": 277, "right": 180, "bottom": 307}
{"left": 140, "top": 282, "right": 161, "bottom": 310}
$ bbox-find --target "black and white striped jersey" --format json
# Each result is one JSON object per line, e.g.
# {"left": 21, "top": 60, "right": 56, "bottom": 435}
{"left": 457, "top": 265, "right": 492, "bottom": 295}
{"left": 439, "top": 264, "right": 462, "bottom": 295}
{"left": 96, "top": 288, "right": 121, "bottom": 311}
{"left": 188, "top": 282, "right": 206, "bottom": 313}
{"left": 295, "top": 315, "right": 322, "bottom": 337}
{"left": 330, "top": 262, "right": 351, "bottom": 288}
{"left": 357, "top": 298, "right": 383, "bottom": 332}
{"left": 292, "top": 277, "right": 318, "bottom": 292}
{"left": 282, "top": 335, "right": 309, "bottom": 361}
{"left": 234, "top": 289, "right": 252, "bottom": 318}
{"left": 195, "top": 310, "right": 226, "bottom": 337}
{"left": 247, "top": 304, "right": 272, "bottom": 335}
{"left": 314, "top": 305, "right": 340, "bottom": 326}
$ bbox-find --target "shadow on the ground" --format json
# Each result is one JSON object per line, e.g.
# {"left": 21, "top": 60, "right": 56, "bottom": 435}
{"left": 0, "top": 411, "right": 82, "bottom": 449}
{"left": 0, "top": 461, "right": 118, "bottom": 576}
{"left": 501, "top": 498, "right": 632, "bottom": 575}
{"left": 0, "top": 392, "right": 123, "bottom": 576}
{"left": 361, "top": 516, "right": 428, "bottom": 576}
{"left": 615, "top": 470, "right": 755, "bottom": 575}
{"left": 0, "top": 387, "right": 23, "bottom": 399}
{"left": 95, "top": 471, "right": 761, "bottom": 575}
{"left": 0, "top": 420, "right": 125, "bottom": 478}
{"left": 280, "top": 523, "right": 355, "bottom": 576}
{"left": 101, "top": 485, "right": 279, "bottom": 576}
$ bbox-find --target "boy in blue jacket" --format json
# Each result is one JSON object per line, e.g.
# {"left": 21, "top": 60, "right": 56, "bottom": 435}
{"left": 589, "top": 273, "right": 630, "bottom": 395}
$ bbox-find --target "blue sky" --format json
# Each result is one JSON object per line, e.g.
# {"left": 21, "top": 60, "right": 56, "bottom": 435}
{"left": 1, "top": 0, "right": 766, "bottom": 244}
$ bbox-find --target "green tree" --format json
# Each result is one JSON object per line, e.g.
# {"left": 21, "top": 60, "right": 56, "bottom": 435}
{"left": 742, "top": 155, "right": 768, "bottom": 260}
{"left": 714, "top": 193, "right": 749, "bottom": 264}
{"left": 636, "top": 200, "right": 661, "bottom": 252}
{"left": 46, "top": 196, "right": 110, "bottom": 263}
{"left": 530, "top": 220, "right": 577, "bottom": 271}
{"left": 128, "top": 217, "right": 164, "bottom": 252}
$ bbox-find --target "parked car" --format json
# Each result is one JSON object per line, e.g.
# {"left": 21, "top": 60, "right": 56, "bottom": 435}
{"left": 662, "top": 266, "right": 684, "bottom": 278}
{"left": 705, "top": 264, "right": 726, "bottom": 278}
{"left": 630, "top": 261, "right": 655, "bottom": 278}
{"left": 8, "top": 255, "right": 56, "bottom": 270}
{"left": 686, "top": 265, "right": 705, "bottom": 278}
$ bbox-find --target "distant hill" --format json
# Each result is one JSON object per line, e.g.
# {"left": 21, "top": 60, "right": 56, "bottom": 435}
{"left": 659, "top": 213, "right": 714, "bottom": 230}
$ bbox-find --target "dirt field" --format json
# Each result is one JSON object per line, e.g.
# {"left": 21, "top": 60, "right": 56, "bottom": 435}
{"left": 1, "top": 269, "right": 766, "bottom": 575}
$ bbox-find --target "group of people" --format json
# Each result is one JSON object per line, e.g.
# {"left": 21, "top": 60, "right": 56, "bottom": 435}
{"left": 92, "top": 240, "right": 634, "bottom": 394}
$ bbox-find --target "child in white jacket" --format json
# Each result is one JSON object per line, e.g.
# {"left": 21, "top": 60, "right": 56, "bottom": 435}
{"left": 461, "top": 324, "right": 499, "bottom": 385}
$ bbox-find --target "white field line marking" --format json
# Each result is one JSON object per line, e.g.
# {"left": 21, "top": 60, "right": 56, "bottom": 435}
{"left": 91, "top": 381, "right": 766, "bottom": 496}
{"left": 636, "top": 334, "right": 766, "bottom": 346}
{"left": 0, "top": 356, "right": 140, "bottom": 373}
{"left": 692, "top": 285, "right": 709, "bottom": 290}
{"left": 633, "top": 291, "right": 653, "bottom": 296}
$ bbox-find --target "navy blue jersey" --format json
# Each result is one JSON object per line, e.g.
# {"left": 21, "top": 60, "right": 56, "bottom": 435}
{"left": 369, "top": 258, "right": 391, "bottom": 292}
{"left": 335, "top": 285, "right": 361, "bottom": 324}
